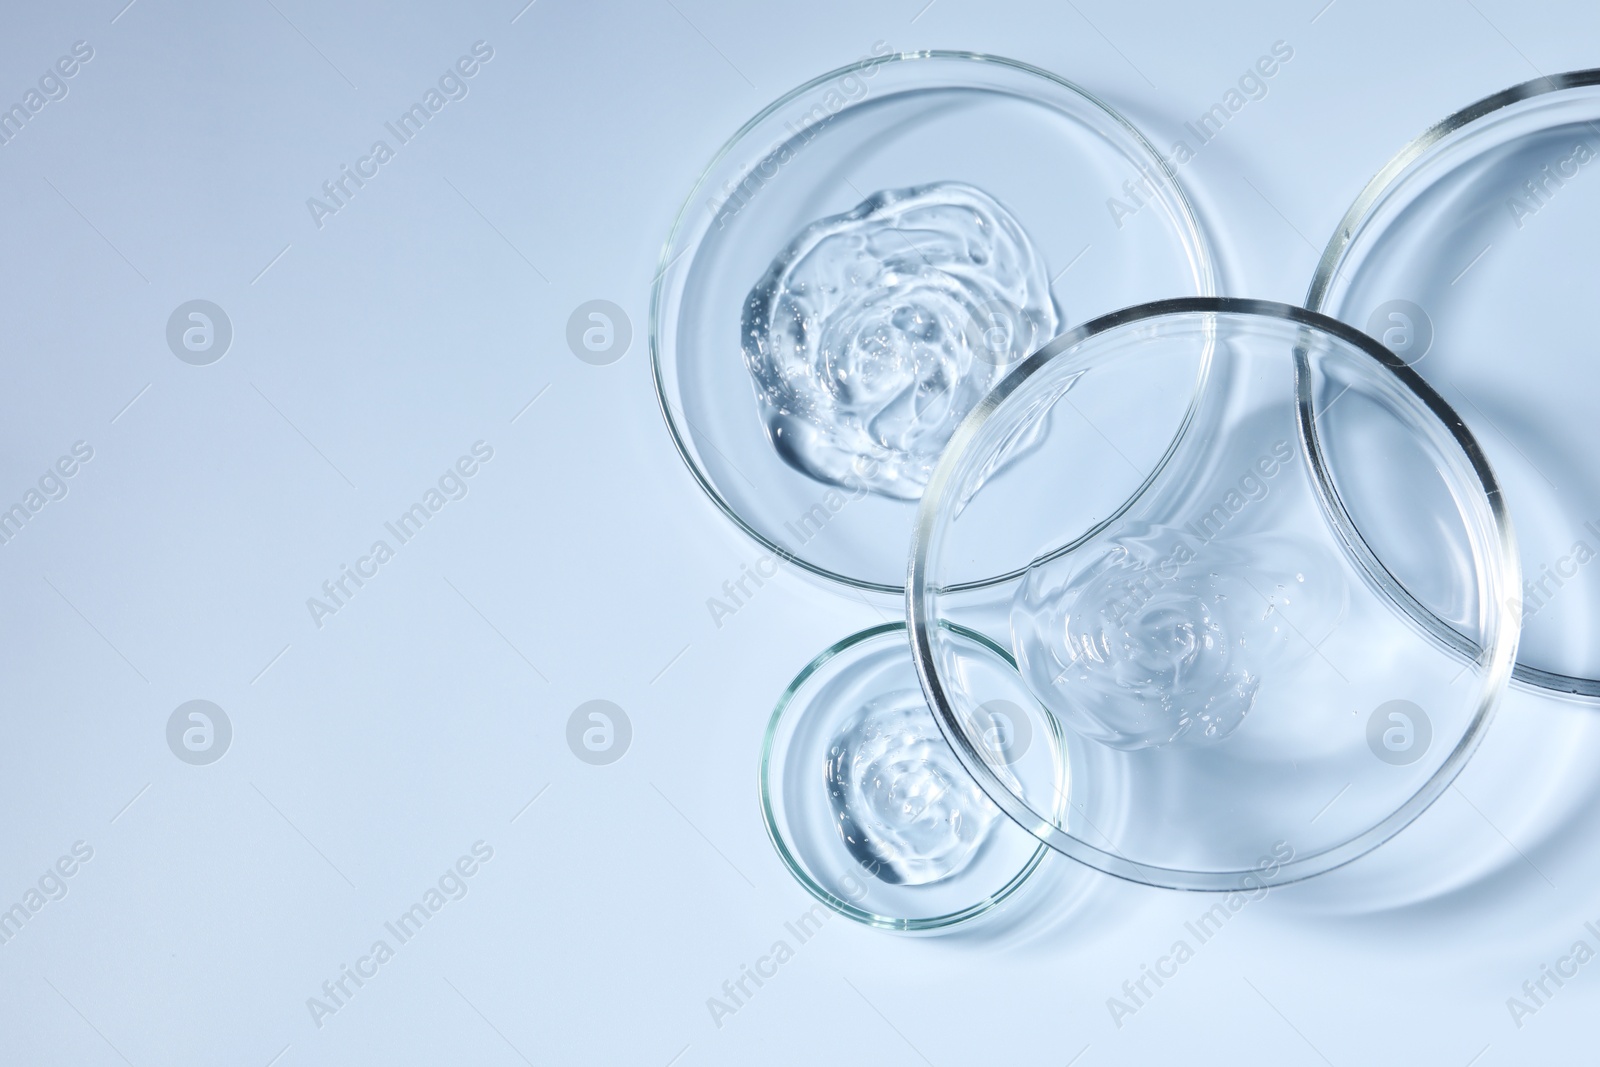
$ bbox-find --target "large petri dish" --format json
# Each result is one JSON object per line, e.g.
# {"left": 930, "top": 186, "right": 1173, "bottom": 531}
{"left": 908, "top": 298, "right": 1520, "bottom": 891}
{"left": 652, "top": 51, "right": 1214, "bottom": 593}
{"left": 759, "top": 622, "right": 1065, "bottom": 931}
{"left": 1307, "top": 70, "right": 1600, "bottom": 696}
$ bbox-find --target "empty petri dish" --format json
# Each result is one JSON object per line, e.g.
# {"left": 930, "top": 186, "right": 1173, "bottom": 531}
{"left": 758, "top": 622, "right": 1065, "bottom": 930}
{"left": 652, "top": 50, "right": 1214, "bottom": 593}
{"left": 908, "top": 298, "right": 1520, "bottom": 891}
{"left": 1307, "top": 70, "right": 1600, "bottom": 696}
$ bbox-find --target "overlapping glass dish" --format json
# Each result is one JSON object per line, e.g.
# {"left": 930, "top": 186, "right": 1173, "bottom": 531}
{"left": 908, "top": 299, "right": 1518, "bottom": 891}
{"left": 1308, "top": 69, "right": 1600, "bottom": 697}
{"left": 648, "top": 53, "right": 1552, "bottom": 929}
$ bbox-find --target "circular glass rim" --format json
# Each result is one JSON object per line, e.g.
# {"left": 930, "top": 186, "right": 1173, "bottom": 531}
{"left": 757, "top": 620, "right": 1060, "bottom": 931}
{"left": 907, "top": 296, "right": 1519, "bottom": 891}
{"left": 1306, "top": 67, "right": 1600, "bottom": 698}
{"left": 649, "top": 48, "right": 1217, "bottom": 595}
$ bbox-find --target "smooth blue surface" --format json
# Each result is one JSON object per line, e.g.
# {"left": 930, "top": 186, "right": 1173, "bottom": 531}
{"left": 1, "top": 1, "right": 1598, "bottom": 1064}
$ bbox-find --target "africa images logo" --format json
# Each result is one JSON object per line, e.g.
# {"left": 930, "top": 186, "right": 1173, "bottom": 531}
{"left": 1365, "top": 700, "right": 1431, "bottom": 766}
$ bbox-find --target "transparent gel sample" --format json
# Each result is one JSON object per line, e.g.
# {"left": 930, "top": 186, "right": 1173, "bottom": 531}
{"left": 1011, "top": 524, "right": 1340, "bottom": 750}
{"left": 824, "top": 689, "right": 1003, "bottom": 885}
{"left": 741, "top": 182, "right": 1060, "bottom": 500}
{"left": 760, "top": 622, "right": 1061, "bottom": 930}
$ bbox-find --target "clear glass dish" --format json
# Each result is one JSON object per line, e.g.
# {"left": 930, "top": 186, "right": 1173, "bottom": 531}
{"left": 651, "top": 50, "right": 1214, "bottom": 594}
{"left": 908, "top": 298, "right": 1520, "bottom": 891}
{"left": 758, "top": 622, "right": 1065, "bottom": 931}
{"left": 1307, "top": 70, "right": 1600, "bottom": 696}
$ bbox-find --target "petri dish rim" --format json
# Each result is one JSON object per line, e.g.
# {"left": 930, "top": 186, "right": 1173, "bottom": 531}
{"left": 649, "top": 49, "right": 1217, "bottom": 595}
{"left": 906, "top": 296, "right": 1519, "bottom": 891}
{"left": 1305, "top": 67, "right": 1600, "bottom": 698}
{"left": 757, "top": 620, "right": 1061, "bottom": 931}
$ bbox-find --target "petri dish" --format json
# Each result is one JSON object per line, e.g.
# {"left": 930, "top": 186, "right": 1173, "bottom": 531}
{"left": 758, "top": 622, "right": 1065, "bottom": 931}
{"left": 652, "top": 50, "right": 1214, "bottom": 594}
{"left": 1307, "top": 70, "right": 1600, "bottom": 696}
{"left": 908, "top": 298, "right": 1520, "bottom": 891}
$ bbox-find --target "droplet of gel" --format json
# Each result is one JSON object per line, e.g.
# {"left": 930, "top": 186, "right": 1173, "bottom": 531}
{"left": 1010, "top": 523, "right": 1344, "bottom": 750}
{"left": 742, "top": 183, "right": 1060, "bottom": 499}
{"left": 824, "top": 690, "right": 1006, "bottom": 885}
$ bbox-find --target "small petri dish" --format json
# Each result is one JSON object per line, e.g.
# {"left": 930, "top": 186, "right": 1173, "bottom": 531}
{"left": 1307, "top": 70, "right": 1600, "bottom": 697}
{"left": 908, "top": 298, "right": 1520, "bottom": 891}
{"left": 652, "top": 51, "right": 1214, "bottom": 594}
{"left": 758, "top": 622, "right": 1064, "bottom": 931}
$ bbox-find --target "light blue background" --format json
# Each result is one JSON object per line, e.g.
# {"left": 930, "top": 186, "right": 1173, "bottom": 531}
{"left": 1, "top": 1, "right": 1597, "bottom": 1064}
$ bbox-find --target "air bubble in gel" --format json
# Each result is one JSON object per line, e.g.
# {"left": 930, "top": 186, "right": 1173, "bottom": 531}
{"left": 742, "top": 182, "right": 1060, "bottom": 500}
{"left": 824, "top": 689, "right": 1007, "bottom": 885}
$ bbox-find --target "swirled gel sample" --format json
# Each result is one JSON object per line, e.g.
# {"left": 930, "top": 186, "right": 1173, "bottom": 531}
{"left": 1011, "top": 524, "right": 1335, "bottom": 750}
{"left": 824, "top": 689, "right": 1006, "bottom": 885}
{"left": 742, "top": 183, "right": 1061, "bottom": 499}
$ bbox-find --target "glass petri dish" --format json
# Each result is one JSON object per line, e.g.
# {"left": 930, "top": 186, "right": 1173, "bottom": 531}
{"left": 652, "top": 51, "right": 1214, "bottom": 594}
{"left": 758, "top": 622, "right": 1065, "bottom": 931}
{"left": 1307, "top": 70, "right": 1600, "bottom": 696}
{"left": 908, "top": 298, "right": 1520, "bottom": 891}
